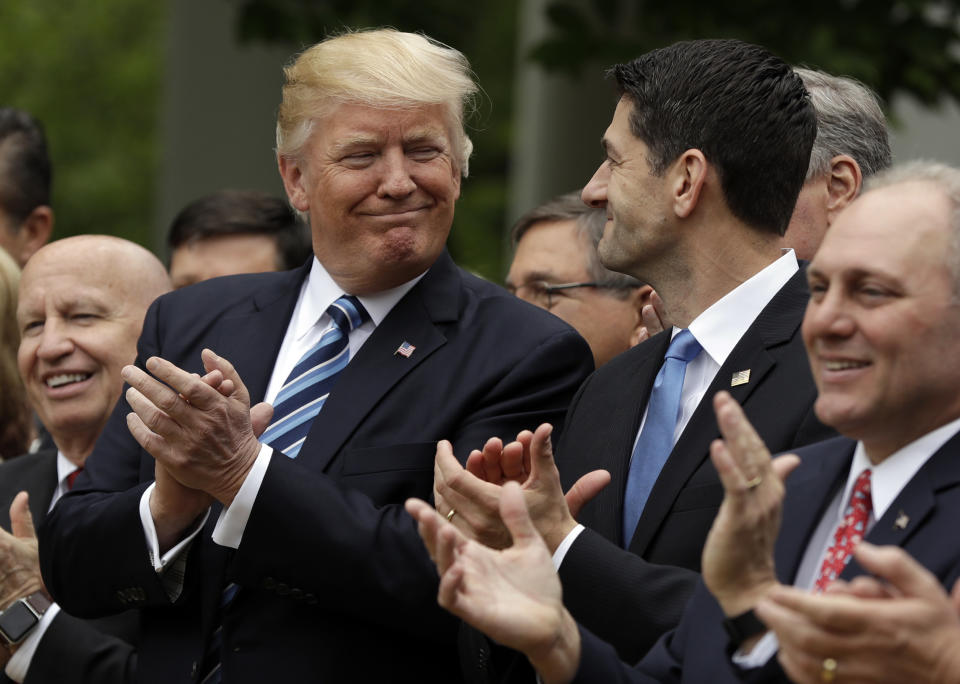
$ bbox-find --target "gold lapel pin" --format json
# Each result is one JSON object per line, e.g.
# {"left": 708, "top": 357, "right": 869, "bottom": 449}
{"left": 894, "top": 510, "right": 909, "bottom": 530}
{"left": 730, "top": 369, "right": 751, "bottom": 387}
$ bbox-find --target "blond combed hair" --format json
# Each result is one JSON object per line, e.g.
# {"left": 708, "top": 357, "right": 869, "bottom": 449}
{"left": 276, "top": 28, "right": 478, "bottom": 177}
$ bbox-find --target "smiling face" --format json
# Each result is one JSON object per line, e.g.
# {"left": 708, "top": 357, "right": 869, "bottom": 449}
{"left": 17, "top": 239, "right": 165, "bottom": 456}
{"left": 279, "top": 102, "right": 461, "bottom": 295}
{"left": 802, "top": 181, "right": 960, "bottom": 460}
{"left": 581, "top": 97, "right": 674, "bottom": 283}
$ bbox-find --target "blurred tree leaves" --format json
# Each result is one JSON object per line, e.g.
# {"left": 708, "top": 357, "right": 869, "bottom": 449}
{"left": 0, "top": 1, "right": 166, "bottom": 246}
{"left": 529, "top": 0, "right": 960, "bottom": 108}
{"left": 233, "top": 0, "right": 960, "bottom": 279}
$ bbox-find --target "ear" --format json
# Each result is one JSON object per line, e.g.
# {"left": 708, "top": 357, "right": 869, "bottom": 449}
{"left": 670, "top": 149, "right": 708, "bottom": 219}
{"left": 824, "top": 155, "right": 862, "bottom": 225}
{"left": 626, "top": 284, "right": 655, "bottom": 348}
{"left": 15, "top": 206, "right": 53, "bottom": 264}
{"left": 278, "top": 155, "right": 310, "bottom": 213}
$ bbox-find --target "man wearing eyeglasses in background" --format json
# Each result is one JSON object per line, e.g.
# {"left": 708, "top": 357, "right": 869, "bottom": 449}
{"left": 506, "top": 191, "right": 654, "bottom": 367}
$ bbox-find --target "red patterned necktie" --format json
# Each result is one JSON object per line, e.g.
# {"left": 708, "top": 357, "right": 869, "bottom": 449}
{"left": 66, "top": 467, "right": 83, "bottom": 490}
{"left": 814, "top": 468, "right": 872, "bottom": 592}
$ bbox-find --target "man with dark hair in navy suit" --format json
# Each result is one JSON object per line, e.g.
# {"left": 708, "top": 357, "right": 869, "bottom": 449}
{"left": 408, "top": 160, "right": 960, "bottom": 683}
{"left": 39, "top": 29, "right": 593, "bottom": 683}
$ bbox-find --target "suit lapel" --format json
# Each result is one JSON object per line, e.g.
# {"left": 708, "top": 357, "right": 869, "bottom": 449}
{"left": 629, "top": 269, "right": 809, "bottom": 553}
{"left": 213, "top": 266, "right": 308, "bottom": 403}
{"left": 842, "top": 430, "right": 960, "bottom": 578}
{"left": 589, "top": 333, "right": 669, "bottom": 543}
{"left": 293, "top": 252, "right": 460, "bottom": 474}
{"left": 774, "top": 438, "right": 854, "bottom": 583}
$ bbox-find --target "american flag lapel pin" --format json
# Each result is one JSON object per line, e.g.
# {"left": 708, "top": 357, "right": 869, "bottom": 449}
{"left": 730, "top": 369, "right": 751, "bottom": 387}
{"left": 394, "top": 341, "right": 416, "bottom": 358}
{"left": 894, "top": 510, "right": 909, "bottom": 530}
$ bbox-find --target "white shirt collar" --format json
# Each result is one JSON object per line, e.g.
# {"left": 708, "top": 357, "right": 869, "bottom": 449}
{"left": 686, "top": 250, "right": 799, "bottom": 367}
{"left": 843, "top": 416, "right": 960, "bottom": 521}
{"left": 293, "top": 257, "right": 427, "bottom": 340}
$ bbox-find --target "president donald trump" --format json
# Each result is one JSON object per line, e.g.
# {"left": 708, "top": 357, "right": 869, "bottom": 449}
{"left": 40, "top": 29, "right": 592, "bottom": 683}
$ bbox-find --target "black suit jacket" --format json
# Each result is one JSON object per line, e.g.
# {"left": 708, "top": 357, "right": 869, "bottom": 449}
{"left": 553, "top": 267, "right": 834, "bottom": 663}
{"left": 573, "top": 431, "right": 960, "bottom": 682}
{"left": 39, "top": 252, "right": 593, "bottom": 683}
{"left": 0, "top": 451, "right": 138, "bottom": 684}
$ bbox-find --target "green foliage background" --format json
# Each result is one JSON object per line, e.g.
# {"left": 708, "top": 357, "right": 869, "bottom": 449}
{"left": 0, "top": 1, "right": 166, "bottom": 247}
{"left": 2, "top": 0, "right": 959, "bottom": 279}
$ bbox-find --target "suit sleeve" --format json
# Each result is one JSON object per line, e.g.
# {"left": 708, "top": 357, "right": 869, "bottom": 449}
{"left": 40, "top": 296, "right": 194, "bottom": 617}
{"left": 559, "top": 528, "right": 700, "bottom": 662}
{"left": 22, "top": 612, "right": 136, "bottom": 684}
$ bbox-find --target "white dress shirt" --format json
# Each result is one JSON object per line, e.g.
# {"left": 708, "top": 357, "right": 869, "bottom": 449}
{"left": 554, "top": 250, "right": 799, "bottom": 567}
{"left": 5, "top": 452, "right": 79, "bottom": 682}
{"left": 139, "top": 258, "right": 422, "bottom": 571}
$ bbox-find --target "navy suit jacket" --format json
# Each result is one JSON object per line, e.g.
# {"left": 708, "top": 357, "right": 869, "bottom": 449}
{"left": 573, "top": 431, "right": 960, "bottom": 683}
{"left": 38, "top": 252, "right": 593, "bottom": 683}
{"left": 0, "top": 451, "right": 138, "bottom": 684}
{"left": 552, "top": 267, "right": 834, "bottom": 663}
{"left": 461, "top": 267, "right": 835, "bottom": 682}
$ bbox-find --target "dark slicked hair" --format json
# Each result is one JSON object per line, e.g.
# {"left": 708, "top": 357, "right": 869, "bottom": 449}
{"left": 0, "top": 107, "right": 52, "bottom": 227}
{"left": 167, "top": 189, "right": 313, "bottom": 270}
{"left": 611, "top": 39, "right": 816, "bottom": 236}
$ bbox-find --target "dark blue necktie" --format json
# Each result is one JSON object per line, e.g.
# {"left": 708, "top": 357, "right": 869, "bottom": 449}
{"left": 261, "top": 295, "right": 368, "bottom": 458}
{"left": 622, "top": 329, "right": 702, "bottom": 546}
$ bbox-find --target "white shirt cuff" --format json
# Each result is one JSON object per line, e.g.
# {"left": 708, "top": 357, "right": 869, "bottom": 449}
{"left": 5, "top": 602, "right": 61, "bottom": 683}
{"left": 139, "top": 484, "right": 209, "bottom": 573}
{"left": 211, "top": 444, "right": 273, "bottom": 549}
{"left": 552, "top": 524, "right": 585, "bottom": 570}
{"left": 731, "top": 630, "right": 778, "bottom": 668}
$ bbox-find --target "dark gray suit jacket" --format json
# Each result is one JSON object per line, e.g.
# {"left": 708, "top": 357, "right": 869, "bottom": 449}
{"left": 0, "top": 451, "right": 138, "bottom": 683}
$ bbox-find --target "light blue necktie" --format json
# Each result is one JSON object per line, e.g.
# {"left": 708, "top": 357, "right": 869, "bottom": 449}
{"left": 261, "top": 295, "right": 368, "bottom": 458}
{"left": 622, "top": 329, "right": 702, "bottom": 546}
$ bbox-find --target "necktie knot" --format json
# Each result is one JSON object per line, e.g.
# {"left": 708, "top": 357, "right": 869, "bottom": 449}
{"left": 665, "top": 329, "right": 701, "bottom": 363}
{"left": 328, "top": 295, "right": 368, "bottom": 333}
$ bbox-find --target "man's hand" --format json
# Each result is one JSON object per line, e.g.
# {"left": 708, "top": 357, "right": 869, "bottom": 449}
{"left": 434, "top": 424, "right": 609, "bottom": 551}
{"left": 634, "top": 289, "right": 667, "bottom": 344}
{"left": 123, "top": 349, "right": 273, "bottom": 506}
{"left": 701, "top": 391, "right": 801, "bottom": 617}
{"left": 406, "top": 482, "right": 581, "bottom": 684}
{"left": 755, "top": 543, "right": 960, "bottom": 684}
{"left": 0, "top": 493, "right": 45, "bottom": 609}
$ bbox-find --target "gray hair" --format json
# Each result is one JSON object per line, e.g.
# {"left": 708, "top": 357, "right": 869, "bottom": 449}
{"left": 865, "top": 160, "right": 960, "bottom": 296}
{"left": 511, "top": 191, "right": 645, "bottom": 298}
{"left": 796, "top": 68, "right": 891, "bottom": 181}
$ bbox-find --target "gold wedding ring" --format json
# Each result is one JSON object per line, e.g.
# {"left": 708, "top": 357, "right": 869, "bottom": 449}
{"left": 446, "top": 508, "right": 457, "bottom": 522}
{"left": 744, "top": 475, "right": 763, "bottom": 490}
{"left": 821, "top": 657, "right": 838, "bottom": 682}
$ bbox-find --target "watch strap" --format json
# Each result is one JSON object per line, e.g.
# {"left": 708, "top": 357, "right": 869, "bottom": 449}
{"left": 21, "top": 592, "right": 51, "bottom": 618}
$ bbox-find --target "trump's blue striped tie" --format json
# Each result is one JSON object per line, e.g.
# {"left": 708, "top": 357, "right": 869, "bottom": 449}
{"left": 200, "top": 295, "right": 367, "bottom": 683}
{"left": 261, "top": 295, "right": 368, "bottom": 458}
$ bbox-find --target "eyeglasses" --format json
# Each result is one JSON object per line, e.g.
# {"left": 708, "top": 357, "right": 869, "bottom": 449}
{"left": 511, "top": 281, "right": 606, "bottom": 309}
